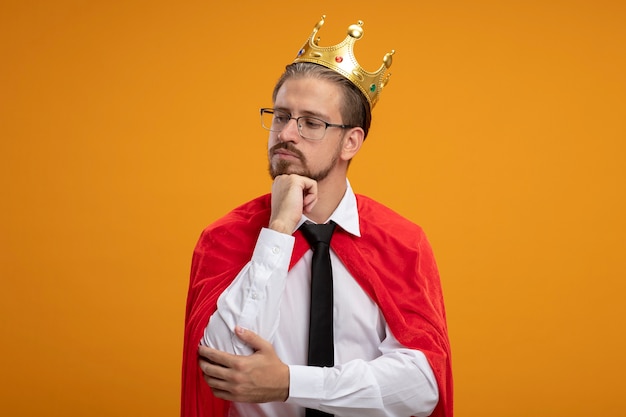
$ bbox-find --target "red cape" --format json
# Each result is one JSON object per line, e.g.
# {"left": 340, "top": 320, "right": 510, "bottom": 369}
{"left": 182, "top": 194, "right": 453, "bottom": 417}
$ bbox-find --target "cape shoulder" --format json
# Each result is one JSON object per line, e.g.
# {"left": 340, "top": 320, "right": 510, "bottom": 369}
{"left": 202, "top": 194, "right": 272, "bottom": 239}
{"left": 193, "top": 195, "right": 272, "bottom": 264}
{"left": 354, "top": 193, "right": 430, "bottom": 252}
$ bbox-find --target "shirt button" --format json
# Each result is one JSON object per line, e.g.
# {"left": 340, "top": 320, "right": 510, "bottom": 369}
{"left": 251, "top": 291, "right": 258, "bottom": 300}
{"left": 272, "top": 246, "right": 280, "bottom": 254}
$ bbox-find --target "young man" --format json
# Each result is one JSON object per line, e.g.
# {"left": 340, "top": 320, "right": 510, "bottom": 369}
{"left": 182, "top": 16, "right": 453, "bottom": 417}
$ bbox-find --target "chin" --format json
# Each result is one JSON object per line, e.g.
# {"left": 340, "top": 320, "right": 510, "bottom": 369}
{"left": 270, "top": 161, "right": 305, "bottom": 178}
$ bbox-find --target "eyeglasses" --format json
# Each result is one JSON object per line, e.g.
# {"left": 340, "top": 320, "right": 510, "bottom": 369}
{"left": 260, "top": 108, "right": 355, "bottom": 141}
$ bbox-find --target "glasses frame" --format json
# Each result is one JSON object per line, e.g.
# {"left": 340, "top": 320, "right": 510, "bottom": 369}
{"left": 260, "top": 108, "right": 355, "bottom": 141}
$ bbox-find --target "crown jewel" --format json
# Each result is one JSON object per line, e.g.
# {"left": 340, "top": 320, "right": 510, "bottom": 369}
{"left": 293, "top": 15, "right": 395, "bottom": 109}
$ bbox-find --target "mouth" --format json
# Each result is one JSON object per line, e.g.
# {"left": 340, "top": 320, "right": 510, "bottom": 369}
{"left": 272, "top": 149, "right": 300, "bottom": 160}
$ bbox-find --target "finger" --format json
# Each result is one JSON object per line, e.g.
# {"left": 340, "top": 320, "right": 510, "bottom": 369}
{"left": 198, "top": 358, "right": 233, "bottom": 386}
{"left": 302, "top": 181, "right": 318, "bottom": 213}
{"left": 302, "top": 193, "right": 318, "bottom": 213}
{"left": 198, "top": 345, "right": 236, "bottom": 369}
{"left": 209, "top": 386, "right": 233, "bottom": 401}
{"left": 203, "top": 372, "right": 234, "bottom": 400}
{"left": 197, "top": 345, "right": 215, "bottom": 360}
{"left": 234, "top": 326, "right": 271, "bottom": 352}
{"left": 302, "top": 177, "right": 318, "bottom": 197}
{"left": 303, "top": 199, "right": 317, "bottom": 214}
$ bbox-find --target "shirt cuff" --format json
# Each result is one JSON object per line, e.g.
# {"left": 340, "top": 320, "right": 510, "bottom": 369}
{"left": 286, "top": 365, "right": 325, "bottom": 407}
{"left": 252, "top": 227, "right": 295, "bottom": 266}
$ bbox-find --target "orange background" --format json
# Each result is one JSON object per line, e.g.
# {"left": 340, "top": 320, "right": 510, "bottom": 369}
{"left": 1, "top": 1, "right": 625, "bottom": 416}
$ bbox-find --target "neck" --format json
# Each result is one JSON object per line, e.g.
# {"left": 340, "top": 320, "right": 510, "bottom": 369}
{"left": 306, "top": 173, "right": 347, "bottom": 224}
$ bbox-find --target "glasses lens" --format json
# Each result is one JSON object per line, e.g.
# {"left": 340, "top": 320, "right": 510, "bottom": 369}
{"left": 259, "top": 109, "right": 327, "bottom": 140}
{"left": 299, "top": 117, "right": 326, "bottom": 140}
{"left": 261, "top": 109, "right": 293, "bottom": 132}
{"left": 261, "top": 109, "right": 276, "bottom": 131}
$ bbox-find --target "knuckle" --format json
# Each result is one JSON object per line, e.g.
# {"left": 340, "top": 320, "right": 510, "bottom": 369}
{"left": 232, "top": 360, "right": 247, "bottom": 373}
{"left": 231, "top": 385, "right": 244, "bottom": 397}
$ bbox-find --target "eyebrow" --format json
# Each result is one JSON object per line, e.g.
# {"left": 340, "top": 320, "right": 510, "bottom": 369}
{"left": 274, "top": 106, "right": 331, "bottom": 120}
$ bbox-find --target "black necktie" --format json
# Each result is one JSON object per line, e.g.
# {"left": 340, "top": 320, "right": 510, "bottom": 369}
{"left": 300, "top": 222, "right": 336, "bottom": 417}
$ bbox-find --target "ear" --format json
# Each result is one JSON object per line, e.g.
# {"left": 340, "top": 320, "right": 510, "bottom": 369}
{"left": 340, "top": 127, "right": 365, "bottom": 161}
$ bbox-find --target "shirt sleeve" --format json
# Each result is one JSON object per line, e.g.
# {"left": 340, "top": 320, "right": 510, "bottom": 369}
{"left": 201, "top": 227, "right": 295, "bottom": 355}
{"left": 286, "top": 324, "right": 439, "bottom": 417}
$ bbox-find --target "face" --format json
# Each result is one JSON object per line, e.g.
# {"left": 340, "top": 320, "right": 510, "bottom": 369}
{"left": 267, "top": 77, "right": 347, "bottom": 181}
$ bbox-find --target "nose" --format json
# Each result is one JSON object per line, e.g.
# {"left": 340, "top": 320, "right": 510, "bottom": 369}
{"left": 278, "top": 117, "right": 301, "bottom": 142}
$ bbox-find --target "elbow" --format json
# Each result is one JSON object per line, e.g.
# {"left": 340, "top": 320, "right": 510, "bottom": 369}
{"left": 398, "top": 368, "right": 439, "bottom": 417}
{"left": 414, "top": 387, "right": 438, "bottom": 417}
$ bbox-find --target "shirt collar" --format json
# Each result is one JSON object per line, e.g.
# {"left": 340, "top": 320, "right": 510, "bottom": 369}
{"left": 296, "top": 179, "right": 361, "bottom": 237}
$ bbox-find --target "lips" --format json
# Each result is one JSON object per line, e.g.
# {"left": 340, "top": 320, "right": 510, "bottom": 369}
{"left": 270, "top": 143, "right": 304, "bottom": 161}
{"left": 273, "top": 149, "right": 300, "bottom": 160}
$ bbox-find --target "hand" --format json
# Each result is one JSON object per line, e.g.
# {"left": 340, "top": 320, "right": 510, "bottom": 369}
{"left": 269, "top": 174, "right": 318, "bottom": 234}
{"left": 198, "top": 326, "right": 290, "bottom": 403}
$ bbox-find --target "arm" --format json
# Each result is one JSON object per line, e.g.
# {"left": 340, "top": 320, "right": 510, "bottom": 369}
{"left": 199, "top": 325, "right": 439, "bottom": 416}
{"left": 201, "top": 227, "right": 294, "bottom": 354}
{"left": 288, "top": 325, "right": 439, "bottom": 417}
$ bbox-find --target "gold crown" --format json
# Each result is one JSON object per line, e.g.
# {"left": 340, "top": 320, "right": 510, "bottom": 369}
{"left": 293, "top": 15, "right": 395, "bottom": 109}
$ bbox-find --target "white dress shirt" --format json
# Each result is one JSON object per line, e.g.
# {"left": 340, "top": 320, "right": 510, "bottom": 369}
{"left": 203, "top": 181, "right": 438, "bottom": 417}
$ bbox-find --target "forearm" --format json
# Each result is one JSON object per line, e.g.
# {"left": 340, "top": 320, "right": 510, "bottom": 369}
{"left": 202, "top": 228, "right": 295, "bottom": 354}
{"left": 287, "top": 337, "right": 439, "bottom": 417}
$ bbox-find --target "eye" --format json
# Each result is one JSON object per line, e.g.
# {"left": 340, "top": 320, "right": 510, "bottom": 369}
{"left": 302, "top": 117, "right": 325, "bottom": 130}
{"left": 273, "top": 112, "right": 290, "bottom": 125}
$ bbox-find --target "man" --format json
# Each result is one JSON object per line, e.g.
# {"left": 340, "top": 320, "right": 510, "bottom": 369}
{"left": 182, "top": 16, "right": 453, "bottom": 417}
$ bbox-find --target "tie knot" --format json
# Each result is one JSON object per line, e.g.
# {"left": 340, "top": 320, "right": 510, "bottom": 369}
{"left": 300, "top": 221, "right": 336, "bottom": 247}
